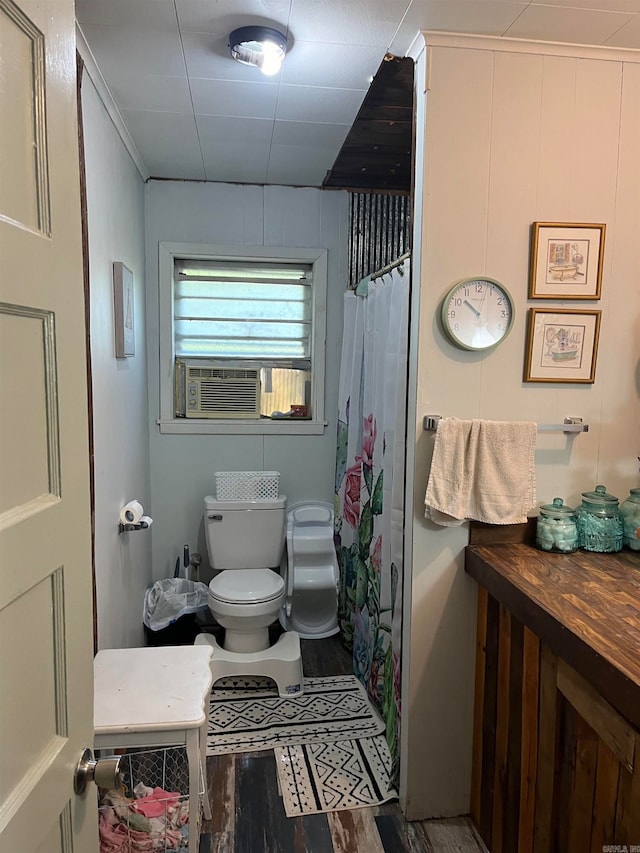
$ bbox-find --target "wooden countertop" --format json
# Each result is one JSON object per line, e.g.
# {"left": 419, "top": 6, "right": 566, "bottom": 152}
{"left": 465, "top": 544, "right": 640, "bottom": 729}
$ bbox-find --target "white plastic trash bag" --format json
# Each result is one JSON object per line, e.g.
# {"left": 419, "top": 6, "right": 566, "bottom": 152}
{"left": 143, "top": 578, "right": 209, "bottom": 631}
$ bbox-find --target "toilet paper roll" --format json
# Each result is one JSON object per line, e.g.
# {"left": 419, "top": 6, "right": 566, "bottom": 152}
{"left": 140, "top": 515, "right": 153, "bottom": 528}
{"left": 120, "top": 500, "right": 144, "bottom": 525}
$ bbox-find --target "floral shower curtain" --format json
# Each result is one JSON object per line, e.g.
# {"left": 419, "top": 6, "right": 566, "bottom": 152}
{"left": 334, "top": 260, "right": 410, "bottom": 786}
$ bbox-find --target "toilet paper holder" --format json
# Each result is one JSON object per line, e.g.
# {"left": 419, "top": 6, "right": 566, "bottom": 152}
{"left": 118, "top": 500, "right": 153, "bottom": 533}
{"left": 119, "top": 518, "right": 152, "bottom": 533}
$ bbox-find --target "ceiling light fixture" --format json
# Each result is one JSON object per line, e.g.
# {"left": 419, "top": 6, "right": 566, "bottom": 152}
{"left": 229, "top": 26, "right": 287, "bottom": 76}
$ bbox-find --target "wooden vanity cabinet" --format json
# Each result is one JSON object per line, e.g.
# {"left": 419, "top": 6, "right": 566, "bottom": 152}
{"left": 465, "top": 544, "right": 640, "bottom": 853}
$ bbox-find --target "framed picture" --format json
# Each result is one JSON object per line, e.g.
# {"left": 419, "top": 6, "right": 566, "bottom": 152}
{"left": 113, "top": 261, "right": 135, "bottom": 358}
{"left": 524, "top": 308, "right": 601, "bottom": 383}
{"left": 529, "top": 222, "right": 605, "bottom": 299}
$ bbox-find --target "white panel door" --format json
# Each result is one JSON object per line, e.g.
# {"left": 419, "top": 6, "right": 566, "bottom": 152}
{"left": 0, "top": 0, "right": 97, "bottom": 850}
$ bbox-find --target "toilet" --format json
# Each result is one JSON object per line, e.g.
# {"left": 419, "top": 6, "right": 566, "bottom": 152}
{"left": 194, "top": 494, "right": 304, "bottom": 697}
{"left": 279, "top": 501, "right": 340, "bottom": 639}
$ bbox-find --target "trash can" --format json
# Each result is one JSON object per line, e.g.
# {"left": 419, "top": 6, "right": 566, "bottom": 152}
{"left": 143, "top": 578, "right": 209, "bottom": 646}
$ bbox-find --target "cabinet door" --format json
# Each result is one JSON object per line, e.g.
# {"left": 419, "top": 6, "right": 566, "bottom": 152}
{"left": 471, "top": 592, "right": 640, "bottom": 852}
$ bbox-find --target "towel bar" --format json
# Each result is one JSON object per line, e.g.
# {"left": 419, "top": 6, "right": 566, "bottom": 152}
{"left": 422, "top": 415, "right": 589, "bottom": 434}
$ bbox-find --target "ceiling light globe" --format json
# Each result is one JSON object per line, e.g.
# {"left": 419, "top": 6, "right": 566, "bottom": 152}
{"left": 259, "top": 41, "right": 284, "bottom": 75}
{"left": 229, "top": 26, "right": 287, "bottom": 75}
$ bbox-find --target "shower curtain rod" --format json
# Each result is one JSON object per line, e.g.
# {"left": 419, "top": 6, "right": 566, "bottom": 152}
{"left": 370, "top": 251, "right": 411, "bottom": 281}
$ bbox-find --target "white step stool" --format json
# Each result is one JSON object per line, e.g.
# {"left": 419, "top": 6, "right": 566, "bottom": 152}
{"left": 195, "top": 630, "right": 304, "bottom": 697}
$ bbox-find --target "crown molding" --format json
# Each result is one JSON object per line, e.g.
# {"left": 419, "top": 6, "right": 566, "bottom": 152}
{"left": 76, "top": 23, "right": 149, "bottom": 181}
{"left": 420, "top": 31, "right": 640, "bottom": 64}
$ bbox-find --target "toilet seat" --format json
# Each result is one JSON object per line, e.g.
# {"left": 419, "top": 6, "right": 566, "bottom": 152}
{"left": 209, "top": 569, "right": 284, "bottom": 605}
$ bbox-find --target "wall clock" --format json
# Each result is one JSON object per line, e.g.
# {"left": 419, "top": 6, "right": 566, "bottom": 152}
{"left": 440, "top": 276, "right": 515, "bottom": 351}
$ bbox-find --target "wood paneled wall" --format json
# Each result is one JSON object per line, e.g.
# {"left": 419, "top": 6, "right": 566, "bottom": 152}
{"left": 405, "top": 35, "right": 639, "bottom": 819}
{"left": 472, "top": 587, "right": 640, "bottom": 852}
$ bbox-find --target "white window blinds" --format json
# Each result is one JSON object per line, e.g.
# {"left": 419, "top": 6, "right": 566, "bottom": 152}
{"left": 174, "top": 259, "right": 312, "bottom": 363}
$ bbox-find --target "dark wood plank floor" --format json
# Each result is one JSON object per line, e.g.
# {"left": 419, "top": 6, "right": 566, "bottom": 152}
{"left": 199, "top": 635, "right": 486, "bottom": 853}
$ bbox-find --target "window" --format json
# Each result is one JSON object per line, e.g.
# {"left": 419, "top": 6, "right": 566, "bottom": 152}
{"left": 158, "top": 243, "right": 328, "bottom": 434}
{"left": 174, "top": 259, "right": 312, "bottom": 360}
{"left": 174, "top": 258, "right": 312, "bottom": 418}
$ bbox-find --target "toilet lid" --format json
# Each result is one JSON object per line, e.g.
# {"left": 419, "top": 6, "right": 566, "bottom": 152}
{"left": 209, "top": 569, "right": 284, "bottom": 604}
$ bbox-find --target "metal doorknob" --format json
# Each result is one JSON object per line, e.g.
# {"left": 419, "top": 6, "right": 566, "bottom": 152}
{"left": 74, "top": 748, "right": 123, "bottom": 794}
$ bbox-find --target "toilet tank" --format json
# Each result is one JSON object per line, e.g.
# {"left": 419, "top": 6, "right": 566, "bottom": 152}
{"left": 204, "top": 495, "right": 287, "bottom": 569}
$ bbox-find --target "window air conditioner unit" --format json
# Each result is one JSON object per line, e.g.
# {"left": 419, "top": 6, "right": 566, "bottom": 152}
{"left": 183, "top": 362, "right": 261, "bottom": 418}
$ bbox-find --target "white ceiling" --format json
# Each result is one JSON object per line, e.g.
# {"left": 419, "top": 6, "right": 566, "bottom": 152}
{"left": 76, "top": 0, "right": 640, "bottom": 187}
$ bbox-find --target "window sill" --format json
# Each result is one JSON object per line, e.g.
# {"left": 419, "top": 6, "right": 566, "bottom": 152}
{"left": 156, "top": 418, "right": 327, "bottom": 436}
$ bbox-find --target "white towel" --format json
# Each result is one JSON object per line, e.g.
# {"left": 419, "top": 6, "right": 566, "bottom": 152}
{"left": 424, "top": 418, "right": 537, "bottom": 526}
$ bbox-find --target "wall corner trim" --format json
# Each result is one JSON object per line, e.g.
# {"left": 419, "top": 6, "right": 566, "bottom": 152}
{"left": 407, "top": 31, "right": 427, "bottom": 63}
{"left": 75, "top": 23, "right": 150, "bottom": 181}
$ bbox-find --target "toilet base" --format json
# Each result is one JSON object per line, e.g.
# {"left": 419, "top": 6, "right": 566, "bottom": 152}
{"left": 195, "top": 630, "right": 304, "bottom": 698}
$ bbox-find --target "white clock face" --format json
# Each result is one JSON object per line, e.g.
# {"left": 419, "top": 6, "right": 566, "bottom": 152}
{"left": 442, "top": 277, "right": 514, "bottom": 351}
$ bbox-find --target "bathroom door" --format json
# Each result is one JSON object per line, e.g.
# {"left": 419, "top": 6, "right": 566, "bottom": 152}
{"left": 0, "top": 0, "right": 97, "bottom": 850}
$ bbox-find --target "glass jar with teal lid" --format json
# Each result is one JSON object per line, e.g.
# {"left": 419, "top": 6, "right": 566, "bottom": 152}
{"left": 536, "top": 498, "right": 578, "bottom": 553}
{"left": 620, "top": 488, "right": 640, "bottom": 550}
{"left": 576, "top": 484, "right": 623, "bottom": 553}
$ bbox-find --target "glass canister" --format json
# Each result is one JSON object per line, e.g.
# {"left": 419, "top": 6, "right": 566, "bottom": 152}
{"left": 620, "top": 487, "right": 640, "bottom": 551}
{"left": 576, "top": 484, "right": 623, "bottom": 553}
{"left": 536, "top": 498, "right": 579, "bottom": 553}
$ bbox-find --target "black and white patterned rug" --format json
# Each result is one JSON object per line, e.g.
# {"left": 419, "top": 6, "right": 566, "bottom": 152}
{"left": 274, "top": 734, "right": 398, "bottom": 816}
{"left": 207, "top": 674, "right": 384, "bottom": 756}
